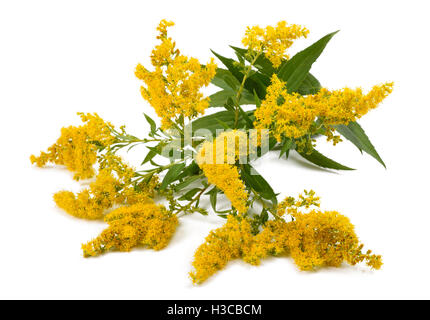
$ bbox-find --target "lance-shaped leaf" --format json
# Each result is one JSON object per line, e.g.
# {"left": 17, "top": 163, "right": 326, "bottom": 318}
{"left": 297, "top": 149, "right": 354, "bottom": 170}
{"left": 279, "top": 138, "right": 294, "bottom": 159}
{"left": 211, "top": 68, "right": 241, "bottom": 90}
{"left": 188, "top": 110, "right": 255, "bottom": 136}
{"left": 143, "top": 113, "right": 157, "bottom": 133}
{"left": 174, "top": 175, "right": 202, "bottom": 192}
{"left": 178, "top": 188, "right": 202, "bottom": 201}
{"left": 297, "top": 73, "right": 322, "bottom": 95}
{"left": 231, "top": 46, "right": 323, "bottom": 95}
{"left": 277, "top": 31, "right": 338, "bottom": 93}
{"left": 209, "top": 88, "right": 255, "bottom": 108}
{"left": 335, "top": 121, "right": 386, "bottom": 168}
{"left": 210, "top": 50, "right": 268, "bottom": 98}
{"left": 230, "top": 46, "right": 276, "bottom": 76}
{"left": 160, "top": 162, "right": 186, "bottom": 190}
{"left": 241, "top": 164, "right": 277, "bottom": 205}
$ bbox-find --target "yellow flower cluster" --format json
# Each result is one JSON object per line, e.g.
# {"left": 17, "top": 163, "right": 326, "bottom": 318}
{"left": 276, "top": 189, "right": 320, "bottom": 216}
{"left": 285, "top": 210, "right": 382, "bottom": 271}
{"left": 135, "top": 20, "right": 217, "bottom": 129}
{"left": 54, "top": 154, "right": 157, "bottom": 220}
{"left": 196, "top": 131, "right": 249, "bottom": 214}
{"left": 82, "top": 203, "right": 178, "bottom": 257}
{"left": 190, "top": 192, "right": 382, "bottom": 284}
{"left": 254, "top": 75, "right": 394, "bottom": 142}
{"left": 190, "top": 215, "right": 253, "bottom": 284}
{"left": 242, "top": 21, "right": 309, "bottom": 68}
{"left": 30, "top": 113, "right": 115, "bottom": 180}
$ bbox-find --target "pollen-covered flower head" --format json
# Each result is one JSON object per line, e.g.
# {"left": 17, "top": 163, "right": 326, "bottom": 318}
{"left": 30, "top": 113, "right": 115, "bottom": 180}
{"left": 190, "top": 190, "right": 382, "bottom": 284}
{"left": 196, "top": 130, "right": 250, "bottom": 165}
{"left": 242, "top": 21, "right": 309, "bottom": 67}
{"left": 286, "top": 210, "right": 383, "bottom": 271}
{"left": 196, "top": 131, "right": 250, "bottom": 214}
{"left": 254, "top": 74, "right": 394, "bottom": 143}
{"left": 135, "top": 20, "right": 217, "bottom": 129}
{"left": 190, "top": 215, "right": 253, "bottom": 284}
{"left": 54, "top": 154, "right": 156, "bottom": 220}
{"left": 82, "top": 203, "right": 178, "bottom": 257}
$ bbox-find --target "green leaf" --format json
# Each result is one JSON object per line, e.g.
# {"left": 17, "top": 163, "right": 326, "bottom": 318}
{"left": 141, "top": 148, "right": 157, "bottom": 165}
{"left": 188, "top": 110, "right": 255, "bottom": 136}
{"left": 217, "top": 118, "right": 232, "bottom": 130}
{"left": 237, "top": 105, "right": 254, "bottom": 129}
{"left": 297, "top": 73, "right": 322, "bottom": 95}
{"left": 210, "top": 51, "right": 243, "bottom": 80}
{"left": 174, "top": 175, "right": 202, "bottom": 192}
{"left": 279, "top": 138, "right": 294, "bottom": 159}
{"left": 206, "top": 187, "right": 232, "bottom": 214}
{"left": 241, "top": 164, "right": 277, "bottom": 205}
{"left": 209, "top": 90, "right": 235, "bottom": 107}
{"left": 253, "top": 89, "right": 261, "bottom": 107}
{"left": 176, "top": 161, "right": 200, "bottom": 181}
{"left": 211, "top": 68, "right": 241, "bottom": 91}
{"left": 210, "top": 51, "right": 267, "bottom": 98}
{"left": 206, "top": 187, "right": 219, "bottom": 212}
{"left": 277, "top": 31, "right": 338, "bottom": 93}
{"left": 297, "top": 149, "right": 354, "bottom": 170}
{"left": 160, "top": 162, "right": 186, "bottom": 190}
{"left": 230, "top": 46, "right": 276, "bottom": 76}
{"left": 209, "top": 88, "right": 255, "bottom": 108}
{"left": 178, "top": 188, "right": 201, "bottom": 201}
{"left": 189, "top": 110, "right": 234, "bottom": 135}
{"left": 334, "top": 121, "right": 386, "bottom": 168}
{"left": 143, "top": 113, "right": 157, "bottom": 133}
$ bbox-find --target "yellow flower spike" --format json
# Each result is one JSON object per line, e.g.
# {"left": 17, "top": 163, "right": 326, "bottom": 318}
{"left": 54, "top": 155, "right": 154, "bottom": 220}
{"left": 276, "top": 189, "right": 320, "bottom": 216}
{"left": 156, "top": 19, "right": 175, "bottom": 39}
{"left": 242, "top": 21, "right": 309, "bottom": 67}
{"left": 254, "top": 75, "right": 394, "bottom": 143}
{"left": 243, "top": 219, "right": 290, "bottom": 265}
{"left": 254, "top": 74, "right": 318, "bottom": 142}
{"left": 135, "top": 20, "right": 217, "bottom": 129}
{"left": 53, "top": 190, "right": 105, "bottom": 220}
{"left": 190, "top": 215, "right": 253, "bottom": 285}
{"left": 286, "top": 210, "right": 382, "bottom": 271}
{"left": 30, "top": 113, "right": 114, "bottom": 180}
{"left": 196, "top": 131, "right": 250, "bottom": 214}
{"left": 82, "top": 203, "right": 178, "bottom": 257}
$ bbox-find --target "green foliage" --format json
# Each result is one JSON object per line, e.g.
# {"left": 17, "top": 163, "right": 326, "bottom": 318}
{"left": 160, "top": 163, "right": 186, "bottom": 190}
{"left": 211, "top": 50, "right": 267, "bottom": 98}
{"left": 277, "top": 31, "right": 338, "bottom": 93}
{"left": 240, "top": 164, "right": 277, "bottom": 205}
{"left": 189, "top": 110, "right": 255, "bottom": 136}
{"left": 297, "top": 148, "right": 354, "bottom": 171}
{"left": 335, "top": 121, "right": 386, "bottom": 167}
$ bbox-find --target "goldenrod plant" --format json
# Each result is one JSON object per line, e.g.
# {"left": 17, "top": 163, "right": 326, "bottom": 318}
{"left": 31, "top": 20, "right": 392, "bottom": 284}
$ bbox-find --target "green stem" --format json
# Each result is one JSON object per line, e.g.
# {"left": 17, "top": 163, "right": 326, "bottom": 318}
{"left": 175, "top": 184, "right": 211, "bottom": 216}
{"left": 234, "top": 52, "right": 261, "bottom": 128}
{"left": 250, "top": 186, "right": 280, "bottom": 220}
{"left": 134, "top": 160, "right": 185, "bottom": 182}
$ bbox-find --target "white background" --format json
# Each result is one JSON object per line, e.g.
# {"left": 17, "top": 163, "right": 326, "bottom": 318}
{"left": 1, "top": 0, "right": 429, "bottom": 299}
